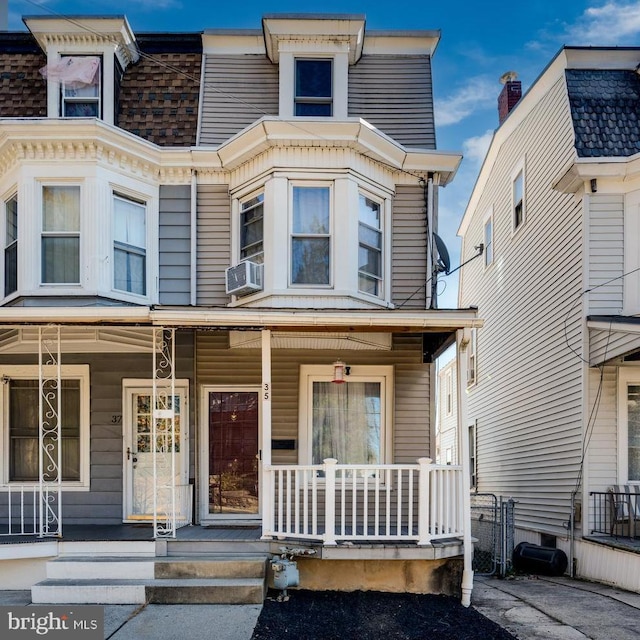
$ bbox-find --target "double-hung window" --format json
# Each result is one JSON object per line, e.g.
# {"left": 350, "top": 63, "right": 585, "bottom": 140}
{"left": 300, "top": 365, "right": 392, "bottom": 466}
{"left": 291, "top": 186, "right": 331, "bottom": 285}
{"left": 113, "top": 194, "right": 146, "bottom": 296}
{"left": 467, "top": 328, "right": 477, "bottom": 387}
{"left": 240, "top": 194, "right": 264, "bottom": 264}
{"left": 60, "top": 56, "right": 101, "bottom": 118}
{"left": 513, "top": 169, "right": 525, "bottom": 231}
{"left": 295, "top": 59, "right": 332, "bottom": 116}
{"left": 4, "top": 195, "right": 17, "bottom": 296}
{"left": 358, "top": 194, "right": 383, "bottom": 297}
{"left": 41, "top": 186, "right": 80, "bottom": 284}
{"left": 483, "top": 215, "right": 493, "bottom": 267}
{"left": 2, "top": 365, "right": 89, "bottom": 486}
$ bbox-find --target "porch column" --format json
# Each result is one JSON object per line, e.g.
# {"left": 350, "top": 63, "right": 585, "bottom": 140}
{"left": 456, "top": 327, "right": 474, "bottom": 607}
{"left": 261, "top": 330, "right": 273, "bottom": 538}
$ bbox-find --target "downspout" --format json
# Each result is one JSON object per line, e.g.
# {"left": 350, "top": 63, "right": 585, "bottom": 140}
{"left": 425, "top": 174, "right": 435, "bottom": 309}
{"left": 190, "top": 171, "right": 197, "bottom": 306}
{"left": 457, "top": 327, "right": 474, "bottom": 607}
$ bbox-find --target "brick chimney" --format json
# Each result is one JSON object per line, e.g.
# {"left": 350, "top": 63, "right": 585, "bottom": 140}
{"left": 498, "top": 71, "right": 521, "bottom": 125}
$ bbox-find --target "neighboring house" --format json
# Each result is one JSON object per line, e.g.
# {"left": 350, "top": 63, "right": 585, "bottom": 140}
{"left": 458, "top": 47, "right": 640, "bottom": 593}
{"left": 0, "top": 14, "right": 481, "bottom": 604}
{"left": 436, "top": 355, "right": 458, "bottom": 466}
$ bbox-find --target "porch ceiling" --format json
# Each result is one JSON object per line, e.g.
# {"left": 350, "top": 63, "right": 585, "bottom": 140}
{"left": 587, "top": 315, "right": 640, "bottom": 365}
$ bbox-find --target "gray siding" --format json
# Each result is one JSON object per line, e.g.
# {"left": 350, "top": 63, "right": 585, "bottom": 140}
{"left": 588, "top": 194, "right": 624, "bottom": 314}
{"left": 349, "top": 55, "right": 435, "bottom": 148}
{"left": 459, "top": 77, "right": 585, "bottom": 535}
{"left": 196, "top": 332, "right": 432, "bottom": 465}
{"left": 392, "top": 185, "right": 427, "bottom": 309}
{"left": 199, "top": 55, "right": 279, "bottom": 145}
{"left": 590, "top": 328, "right": 640, "bottom": 365}
{"left": 159, "top": 185, "right": 191, "bottom": 305}
{"left": 0, "top": 331, "right": 195, "bottom": 525}
{"left": 197, "top": 184, "right": 230, "bottom": 306}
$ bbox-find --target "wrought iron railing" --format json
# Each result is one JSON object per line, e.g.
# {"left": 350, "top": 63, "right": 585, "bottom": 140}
{"left": 264, "top": 458, "right": 463, "bottom": 545}
{"left": 590, "top": 491, "right": 639, "bottom": 539}
{"left": 0, "top": 485, "right": 39, "bottom": 536}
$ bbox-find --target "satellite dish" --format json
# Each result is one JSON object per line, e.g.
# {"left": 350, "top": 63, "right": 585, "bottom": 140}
{"left": 433, "top": 233, "right": 451, "bottom": 275}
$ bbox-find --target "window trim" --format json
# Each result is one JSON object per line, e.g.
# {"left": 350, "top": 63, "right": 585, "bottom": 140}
{"left": 298, "top": 364, "right": 394, "bottom": 466}
{"left": 445, "top": 369, "right": 453, "bottom": 417}
{"left": 112, "top": 192, "right": 147, "bottom": 297}
{"left": 483, "top": 209, "right": 493, "bottom": 268}
{"left": 294, "top": 58, "right": 333, "bottom": 117}
{"left": 239, "top": 192, "right": 265, "bottom": 264}
{"left": 289, "top": 182, "right": 333, "bottom": 288}
{"left": 0, "top": 365, "right": 91, "bottom": 490}
{"left": 511, "top": 160, "right": 526, "bottom": 234}
{"left": 4, "top": 192, "right": 18, "bottom": 298}
{"left": 358, "top": 191, "right": 384, "bottom": 299}
{"left": 467, "top": 328, "right": 477, "bottom": 388}
{"left": 469, "top": 422, "right": 477, "bottom": 489}
{"left": 618, "top": 368, "right": 640, "bottom": 484}
{"left": 40, "top": 184, "right": 81, "bottom": 286}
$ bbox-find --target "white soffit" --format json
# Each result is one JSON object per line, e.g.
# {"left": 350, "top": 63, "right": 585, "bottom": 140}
{"left": 229, "top": 331, "right": 392, "bottom": 350}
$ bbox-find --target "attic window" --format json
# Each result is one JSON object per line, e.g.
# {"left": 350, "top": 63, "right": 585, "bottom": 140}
{"left": 40, "top": 56, "right": 102, "bottom": 118}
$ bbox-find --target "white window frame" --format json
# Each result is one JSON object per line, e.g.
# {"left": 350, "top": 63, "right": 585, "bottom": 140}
{"left": 483, "top": 209, "right": 493, "bottom": 268}
{"left": 469, "top": 422, "right": 477, "bottom": 489}
{"left": 60, "top": 55, "right": 102, "bottom": 119}
{"left": 112, "top": 192, "right": 147, "bottom": 297}
{"left": 467, "top": 328, "right": 477, "bottom": 388}
{"left": 4, "top": 192, "right": 18, "bottom": 298}
{"left": 294, "top": 58, "right": 333, "bottom": 117}
{"left": 618, "top": 368, "right": 640, "bottom": 484}
{"left": 298, "top": 364, "right": 394, "bottom": 466}
{"left": 0, "top": 365, "right": 91, "bottom": 490}
{"left": 358, "top": 191, "right": 384, "bottom": 299}
{"left": 239, "top": 191, "right": 264, "bottom": 264}
{"left": 445, "top": 369, "right": 453, "bottom": 416}
{"left": 289, "top": 182, "right": 333, "bottom": 288}
{"left": 40, "top": 184, "right": 81, "bottom": 286}
{"left": 512, "top": 160, "right": 526, "bottom": 233}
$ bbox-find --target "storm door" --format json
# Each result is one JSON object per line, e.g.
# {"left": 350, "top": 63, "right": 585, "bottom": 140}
{"left": 207, "top": 391, "right": 259, "bottom": 517}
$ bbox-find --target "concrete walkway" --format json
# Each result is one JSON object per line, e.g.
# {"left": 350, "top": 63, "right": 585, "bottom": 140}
{"left": 1, "top": 576, "right": 639, "bottom": 639}
{"left": 472, "top": 575, "right": 640, "bottom": 639}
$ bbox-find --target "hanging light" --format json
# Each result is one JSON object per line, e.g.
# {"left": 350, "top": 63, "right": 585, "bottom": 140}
{"left": 332, "top": 360, "right": 347, "bottom": 384}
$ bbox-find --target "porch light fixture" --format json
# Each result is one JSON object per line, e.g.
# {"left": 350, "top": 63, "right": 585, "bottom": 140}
{"left": 332, "top": 360, "right": 347, "bottom": 384}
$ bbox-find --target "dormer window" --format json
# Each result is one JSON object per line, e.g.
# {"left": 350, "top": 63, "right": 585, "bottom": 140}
{"left": 295, "top": 59, "right": 332, "bottom": 116}
{"left": 60, "top": 56, "right": 101, "bottom": 117}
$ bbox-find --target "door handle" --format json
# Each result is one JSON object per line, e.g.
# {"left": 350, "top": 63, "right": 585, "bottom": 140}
{"left": 127, "top": 447, "right": 138, "bottom": 463}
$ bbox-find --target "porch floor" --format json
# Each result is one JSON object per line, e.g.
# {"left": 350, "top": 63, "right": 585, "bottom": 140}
{"left": 0, "top": 524, "right": 263, "bottom": 545}
{"left": 583, "top": 534, "right": 640, "bottom": 554}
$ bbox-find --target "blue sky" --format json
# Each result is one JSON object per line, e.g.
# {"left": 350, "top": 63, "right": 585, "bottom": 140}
{"left": 8, "top": 0, "right": 640, "bottom": 306}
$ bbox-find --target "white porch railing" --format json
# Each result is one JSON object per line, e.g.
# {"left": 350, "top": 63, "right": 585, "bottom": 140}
{"left": 0, "top": 485, "right": 39, "bottom": 536}
{"left": 263, "top": 458, "right": 463, "bottom": 545}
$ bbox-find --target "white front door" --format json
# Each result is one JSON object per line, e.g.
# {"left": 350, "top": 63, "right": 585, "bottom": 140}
{"left": 123, "top": 383, "right": 189, "bottom": 521}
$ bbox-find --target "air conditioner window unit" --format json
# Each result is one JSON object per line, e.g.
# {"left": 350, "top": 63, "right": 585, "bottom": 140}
{"left": 225, "top": 261, "right": 263, "bottom": 296}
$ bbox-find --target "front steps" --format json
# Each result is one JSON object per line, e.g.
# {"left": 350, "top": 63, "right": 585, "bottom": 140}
{"left": 31, "top": 554, "right": 268, "bottom": 605}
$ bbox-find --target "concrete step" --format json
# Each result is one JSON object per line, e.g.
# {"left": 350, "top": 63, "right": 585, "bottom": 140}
{"left": 154, "top": 556, "right": 267, "bottom": 579}
{"left": 46, "top": 556, "right": 155, "bottom": 580}
{"left": 166, "top": 539, "right": 271, "bottom": 555}
{"left": 32, "top": 577, "right": 265, "bottom": 605}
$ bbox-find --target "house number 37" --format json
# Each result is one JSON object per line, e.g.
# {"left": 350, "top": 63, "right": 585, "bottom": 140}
{"left": 263, "top": 383, "right": 270, "bottom": 401}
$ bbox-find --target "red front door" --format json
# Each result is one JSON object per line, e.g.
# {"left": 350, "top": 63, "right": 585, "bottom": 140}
{"left": 208, "top": 391, "right": 259, "bottom": 515}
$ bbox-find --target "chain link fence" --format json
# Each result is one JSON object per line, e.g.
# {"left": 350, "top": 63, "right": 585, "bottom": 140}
{"left": 470, "top": 493, "right": 515, "bottom": 576}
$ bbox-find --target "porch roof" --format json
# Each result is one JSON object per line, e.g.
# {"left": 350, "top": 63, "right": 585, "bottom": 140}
{"left": 0, "top": 306, "right": 481, "bottom": 333}
{"left": 587, "top": 315, "right": 640, "bottom": 365}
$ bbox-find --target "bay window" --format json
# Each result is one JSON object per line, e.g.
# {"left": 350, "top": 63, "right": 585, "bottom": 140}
{"left": 291, "top": 186, "right": 331, "bottom": 285}
{"left": 358, "top": 194, "right": 382, "bottom": 297}
{"left": 240, "top": 194, "right": 264, "bottom": 263}
{"left": 4, "top": 195, "right": 17, "bottom": 296}
{"left": 41, "top": 186, "right": 80, "bottom": 284}
{"left": 113, "top": 194, "right": 146, "bottom": 296}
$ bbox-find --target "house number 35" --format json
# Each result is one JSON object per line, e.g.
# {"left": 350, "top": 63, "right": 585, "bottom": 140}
{"left": 264, "top": 383, "right": 270, "bottom": 400}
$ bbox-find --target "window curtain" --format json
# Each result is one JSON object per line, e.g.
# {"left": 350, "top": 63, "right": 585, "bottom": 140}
{"left": 40, "top": 56, "right": 100, "bottom": 88}
{"left": 312, "top": 381, "right": 381, "bottom": 465}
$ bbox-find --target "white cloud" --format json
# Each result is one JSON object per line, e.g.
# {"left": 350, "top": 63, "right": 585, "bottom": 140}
{"left": 530, "top": 1, "right": 640, "bottom": 49}
{"left": 434, "top": 76, "right": 497, "bottom": 127}
{"left": 462, "top": 129, "right": 494, "bottom": 168}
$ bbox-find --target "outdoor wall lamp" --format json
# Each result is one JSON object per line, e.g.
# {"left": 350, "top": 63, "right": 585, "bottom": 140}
{"left": 332, "top": 360, "right": 350, "bottom": 383}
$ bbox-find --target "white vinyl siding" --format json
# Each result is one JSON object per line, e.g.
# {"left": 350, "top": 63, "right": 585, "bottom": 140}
{"left": 459, "top": 76, "right": 584, "bottom": 534}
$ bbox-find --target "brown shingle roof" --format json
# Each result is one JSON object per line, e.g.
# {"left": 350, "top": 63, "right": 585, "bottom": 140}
{"left": 117, "top": 50, "right": 201, "bottom": 147}
{"left": 0, "top": 51, "right": 47, "bottom": 117}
